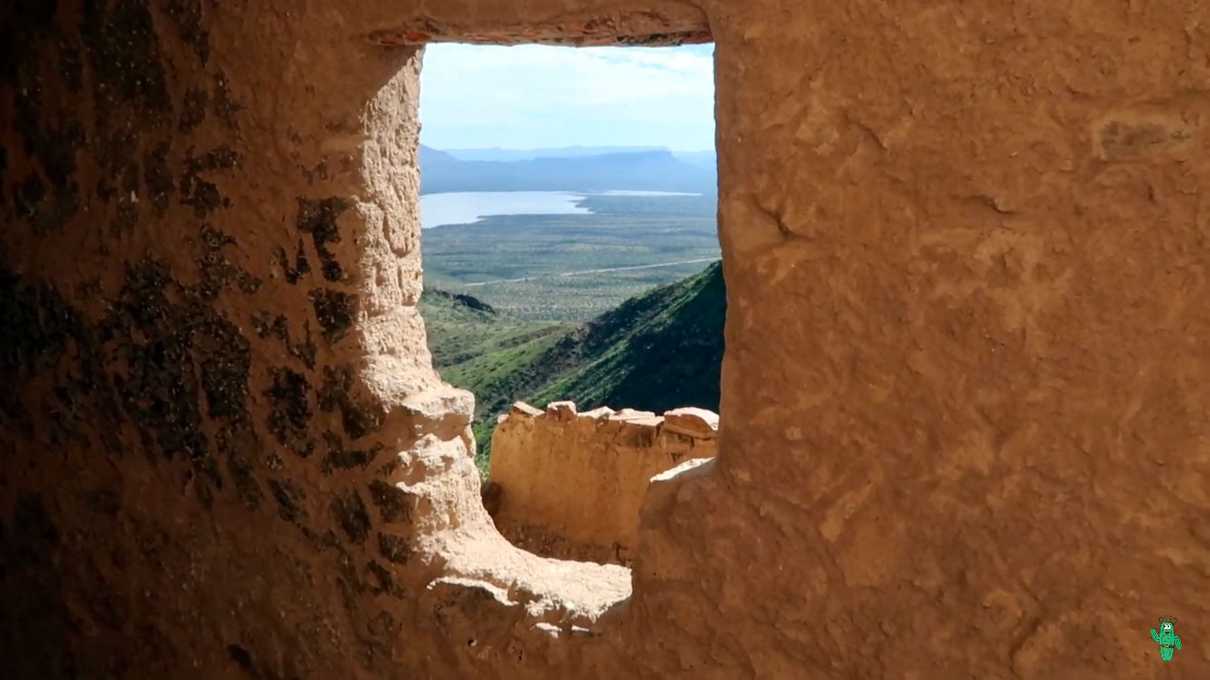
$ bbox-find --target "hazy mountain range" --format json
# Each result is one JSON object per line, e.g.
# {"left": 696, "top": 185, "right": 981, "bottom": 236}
{"left": 442, "top": 146, "right": 667, "bottom": 162}
{"left": 419, "top": 145, "right": 717, "bottom": 195}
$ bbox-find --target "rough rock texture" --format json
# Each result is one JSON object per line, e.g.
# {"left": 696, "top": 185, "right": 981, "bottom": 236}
{"left": 2, "top": 1, "right": 1209, "bottom": 679}
{"left": 488, "top": 401, "right": 718, "bottom": 564}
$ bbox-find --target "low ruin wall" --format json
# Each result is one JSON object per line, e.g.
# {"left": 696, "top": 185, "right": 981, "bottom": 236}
{"left": 487, "top": 402, "right": 717, "bottom": 564}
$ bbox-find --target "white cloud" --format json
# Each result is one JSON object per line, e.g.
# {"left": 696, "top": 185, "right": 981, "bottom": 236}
{"left": 419, "top": 44, "right": 715, "bottom": 151}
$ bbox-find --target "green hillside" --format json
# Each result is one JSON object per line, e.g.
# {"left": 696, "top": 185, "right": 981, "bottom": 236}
{"left": 421, "top": 262, "right": 726, "bottom": 473}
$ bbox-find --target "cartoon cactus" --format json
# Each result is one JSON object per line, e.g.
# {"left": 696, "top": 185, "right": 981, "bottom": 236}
{"left": 1149, "top": 617, "right": 1182, "bottom": 663}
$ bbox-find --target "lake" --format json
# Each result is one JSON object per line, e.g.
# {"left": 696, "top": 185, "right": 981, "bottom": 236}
{"left": 420, "top": 190, "right": 700, "bottom": 229}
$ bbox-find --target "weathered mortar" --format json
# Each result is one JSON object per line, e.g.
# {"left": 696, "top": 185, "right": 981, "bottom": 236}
{"left": 1, "top": 1, "right": 1209, "bottom": 678}
{"left": 488, "top": 401, "right": 718, "bottom": 564}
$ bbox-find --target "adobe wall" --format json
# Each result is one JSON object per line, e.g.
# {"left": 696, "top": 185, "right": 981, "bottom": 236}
{"left": 0, "top": 3, "right": 448, "bottom": 678}
{"left": 1, "top": 1, "right": 1208, "bottom": 679}
{"left": 488, "top": 401, "right": 718, "bottom": 564}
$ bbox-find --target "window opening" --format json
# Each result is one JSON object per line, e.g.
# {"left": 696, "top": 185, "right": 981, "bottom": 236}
{"left": 417, "top": 43, "right": 723, "bottom": 565}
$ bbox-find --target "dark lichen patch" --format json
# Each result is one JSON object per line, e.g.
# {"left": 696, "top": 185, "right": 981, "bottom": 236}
{"left": 195, "top": 314, "right": 251, "bottom": 421}
{"left": 332, "top": 544, "right": 367, "bottom": 608}
{"left": 195, "top": 223, "right": 229, "bottom": 248}
{"left": 10, "top": 76, "right": 84, "bottom": 234}
{"left": 95, "top": 128, "right": 137, "bottom": 188}
{"left": 2, "top": 250, "right": 269, "bottom": 544}
{"left": 105, "top": 262, "right": 209, "bottom": 463}
{"left": 0, "top": 272, "right": 87, "bottom": 374}
{"left": 81, "top": 0, "right": 171, "bottom": 114}
{"left": 143, "top": 142, "right": 173, "bottom": 214}
{"left": 0, "top": 264, "right": 90, "bottom": 432}
{"left": 368, "top": 479, "right": 413, "bottom": 524}
{"left": 178, "top": 87, "right": 209, "bottom": 132}
{"left": 274, "top": 239, "right": 311, "bottom": 285}
{"left": 308, "top": 289, "right": 355, "bottom": 343}
{"left": 1096, "top": 117, "right": 1194, "bottom": 160}
{"left": 218, "top": 424, "right": 263, "bottom": 511}
{"left": 323, "top": 445, "right": 382, "bottom": 473}
{"left": 95, "top": 259, "right": 257, "bottom": 500}
{"left": 378, "top": 532, "right": 410, "bottom": 565}
{"left": 317, "top": 366, "right": 353, "bottom": 412}
{"left": 110, "top": 193, "right": 139, "bottom": 237}
{"left": 331, "top": 490, "right": 371, "bottom": 544}
{"left": 296, "top": 321, "right": 318, "bottom": 369}
{"left": 265, "top": 367, "right": 313, "bottom": 457}
{"left": 252, "top": 312, "right": 316, "bottom": 370}
{"left": 211, "top": 70, "right": 241, "bottom": 128}
{"left": 321, "top": 431, "right": 383, "bottom": 473}
{"left": 0, "top": 39, "right": 95, "bottom": 238}
{"left": 366, "top": 560, "right": 401, "bottom": 597}
{"left": 191, "top": 146, "right": 239, "bottom": 171}
{"left": 341, "top": 406, "right": 383, "bottom": 441}
{"left": 296, "top": 197, "right": 350, "bottom": 282}
{"left": 195, "top": 225, "right": 261, "bottom": 299}
{"left": 0, "top": 266, "right": 128, "bottom": 451}
{"left": 10, "top": 29, "right": 77, "bottom": 228}
{"left": 164, "top": 0, "right": 210, "bottom": 64}
{"left": 185, "top": 177, "right": 225, "bottom": 219}
{"left": 7, "top": 23, "right": 85, "bottom": 175}
{"left": 269, "top": 478, "right": 306, "bottom": 524}
{"left": 252, "top": 312, "right": 285, "bottom": 340}
{"left": 318, "top": 366, "right": 383, "bottom": 440}
{"left": 180, "top": 147, "right": 238, "bottom": 219}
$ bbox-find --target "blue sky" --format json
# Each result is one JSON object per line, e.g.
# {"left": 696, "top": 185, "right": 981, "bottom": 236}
{"left": 419, "top": 43, "right": 715, "bottom": 152}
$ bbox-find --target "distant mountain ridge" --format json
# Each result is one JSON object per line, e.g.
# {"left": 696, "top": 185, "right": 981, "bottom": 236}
{"left": 672, "top": 150, "right": 717, "bottom": 169}
{"left": 419, "top": 145, "right": 717, "bottom": 195}
{"left": 443, "top": 146, "right": 667, "bottom": 162}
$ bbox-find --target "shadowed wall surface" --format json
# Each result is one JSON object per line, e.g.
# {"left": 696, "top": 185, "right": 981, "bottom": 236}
{"left": 1, "top": 1, "right": 1208, "bottom": 678}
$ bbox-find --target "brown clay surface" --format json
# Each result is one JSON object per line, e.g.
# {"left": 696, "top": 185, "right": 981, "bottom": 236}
{"left": 2, "top": 1, "right": 1209, "bottom": 679}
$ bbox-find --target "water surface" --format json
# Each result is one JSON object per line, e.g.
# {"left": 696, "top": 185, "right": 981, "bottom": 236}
{"left": 421, "top": 191, "right": 589, "bottom": 229}
{"left": 597, "top": 190, "right": 701, "bottom": 197}
{"left": 420, "top": 190, "right": 704, "bottom": 229}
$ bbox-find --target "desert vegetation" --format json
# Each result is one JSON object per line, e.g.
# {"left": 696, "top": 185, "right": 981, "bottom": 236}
{"left": 423, "top": 262, "right": 724, "bottom": 473}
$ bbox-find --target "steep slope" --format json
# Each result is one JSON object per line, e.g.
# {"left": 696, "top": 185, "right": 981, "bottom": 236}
{"left": 423, "top": 263, "right": 725, "bottom": 471}
{"left": 419, "top": 289, "right": 572, "bottom": 417}
{"left": 529, "top": 261, "right": 725, "bottom": 414}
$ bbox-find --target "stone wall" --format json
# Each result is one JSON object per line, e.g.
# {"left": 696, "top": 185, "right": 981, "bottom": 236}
{"left": 2, "top": 1, "right": 1209, "bottom": 678}
{"left": 488, "top": 401, "right": 718, "bottom": 564}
